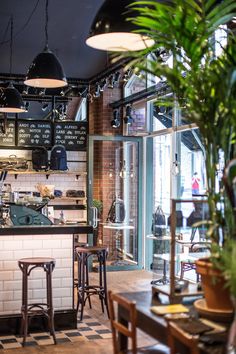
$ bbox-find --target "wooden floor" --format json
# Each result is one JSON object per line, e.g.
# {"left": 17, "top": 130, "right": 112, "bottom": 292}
{"left": 3, "top": 270, "right": 156, "bottom": 354}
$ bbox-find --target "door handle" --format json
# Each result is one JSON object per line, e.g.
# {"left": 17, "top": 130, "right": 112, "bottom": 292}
{"left": 91, "top": 206, "right": 98, "bottom": 228}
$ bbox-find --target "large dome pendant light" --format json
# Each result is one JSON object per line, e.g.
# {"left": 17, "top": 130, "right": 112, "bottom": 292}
{"left": 0, "top": 17, "right": 26, "bottom": 113}
{"left": 86, "top": 0, "right": 155, "bottom": 52}
{"left": 24, "top": 0, "right": 67, "bottom": 88}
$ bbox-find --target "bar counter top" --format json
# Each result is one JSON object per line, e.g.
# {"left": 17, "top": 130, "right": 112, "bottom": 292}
{"left": 0, "top": 223, "right": 94, "bottom": 235}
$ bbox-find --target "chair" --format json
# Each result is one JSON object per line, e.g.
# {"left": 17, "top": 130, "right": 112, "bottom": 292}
{"left": 168, "top": 320, "right": 200, "bottom": 354}
{"left": 108, "top": 290, "right": 170, "bottom": 354}
{"left": 180, "top": 242, "right": 210, "bottom": 282}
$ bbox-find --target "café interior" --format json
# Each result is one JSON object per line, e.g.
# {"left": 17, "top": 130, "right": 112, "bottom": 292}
{"left": 0, "top": 1, "right": 235, "bottom": 353}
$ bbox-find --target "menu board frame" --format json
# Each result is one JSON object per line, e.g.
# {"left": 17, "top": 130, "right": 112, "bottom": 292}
{"left": 53, "top": 121, "right": 88, "bottom": 151}
{"left": 17, "top": 119, "right": 52, "bottom": 148}
{"left": 0, "top": 119, "right": 88, "bottom": 151}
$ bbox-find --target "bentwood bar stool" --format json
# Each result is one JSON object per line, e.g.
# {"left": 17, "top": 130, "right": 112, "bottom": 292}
{"left": 18, "top": 257, "right": 57, "bottom": 346}
{"left": 75, "top": 245, "right": 109, "bottom": 321}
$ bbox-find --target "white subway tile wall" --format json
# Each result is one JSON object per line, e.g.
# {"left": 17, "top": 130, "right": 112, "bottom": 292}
{"left": 0, "top": 234, "right": 73, "bottom": 315}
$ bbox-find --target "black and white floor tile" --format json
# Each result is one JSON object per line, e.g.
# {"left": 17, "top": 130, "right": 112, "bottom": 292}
{"left": 0, "top": 314, "right": 112, "bottom": 350}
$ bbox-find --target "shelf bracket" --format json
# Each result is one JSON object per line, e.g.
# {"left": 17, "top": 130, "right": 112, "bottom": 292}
{"left": 14, "top": 174, "right": 18, "bottom": 180}
{"left": 46, "top": 174, "right": 50, "bottom": 179}
{"left": 76, "top": 174, "right": 80, "bottom": 180}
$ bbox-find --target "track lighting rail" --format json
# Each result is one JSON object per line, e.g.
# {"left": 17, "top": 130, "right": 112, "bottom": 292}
{"left": 109, "top": 81, "right": 170, "bottom": 109}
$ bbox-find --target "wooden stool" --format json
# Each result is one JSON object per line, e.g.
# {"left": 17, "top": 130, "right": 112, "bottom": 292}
{"left": 18, "top": 257, "right": 57, "bottom": 346}
{"left": 75, "top": 245, "right": 109, "bottom": 321}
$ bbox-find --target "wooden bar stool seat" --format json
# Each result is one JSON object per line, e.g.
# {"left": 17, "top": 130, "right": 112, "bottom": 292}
{"left": 75, "top": 245, "right": 109, "bottom": 321}
{"left": 18, "top": 257, "right": 57, "bottom": 346}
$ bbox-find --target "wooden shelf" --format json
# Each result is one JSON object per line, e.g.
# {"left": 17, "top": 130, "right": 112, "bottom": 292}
{"left": 6, "top": 170, "right": 87, "bottom": 179}
{"left": 51, "top": 197, "right": 86, "bottom": 201}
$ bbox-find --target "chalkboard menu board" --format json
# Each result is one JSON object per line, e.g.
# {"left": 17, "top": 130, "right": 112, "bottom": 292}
{"left": 0, "top": 120, "right": 16, "bottom": 147}
{"left": 54, "top": 121, "right": 87, "bottom": 151}
{"left": 17, "top": 120, "right": 52, "bottom": 148}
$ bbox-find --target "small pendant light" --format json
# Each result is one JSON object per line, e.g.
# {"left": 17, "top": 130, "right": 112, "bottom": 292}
{"left": 86, "top": 0, "right": 155, "bottom": 52}
{"left": 0, "top": 17, "right": 26, "bottom": 113}
{"left": 24, "top": 0, "right": 67, "bottom": 88}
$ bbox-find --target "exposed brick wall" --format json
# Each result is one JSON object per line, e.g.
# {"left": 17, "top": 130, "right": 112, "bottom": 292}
{"left": 89, "top": 84, "right": 124, "bottom": 251}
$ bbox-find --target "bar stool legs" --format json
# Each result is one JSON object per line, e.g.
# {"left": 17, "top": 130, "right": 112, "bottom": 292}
{"left": 75, "top": 246, "right": 109, "bottom": 321}
{"left": 18, "top": 258, "right": 57, "bottom": 346}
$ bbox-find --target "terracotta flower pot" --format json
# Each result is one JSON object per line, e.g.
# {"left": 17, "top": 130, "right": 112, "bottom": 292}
{"left": 195, "top": 257, "right": 233, "bottom": 311}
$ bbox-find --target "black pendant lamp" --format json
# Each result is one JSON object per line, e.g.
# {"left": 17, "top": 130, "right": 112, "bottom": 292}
{"left": 24, "top": 0, "right": 67, "bottom": 88}
{"left": 0, "top": 17, "right": 25, "bottom": 113}
{"left": 86, "top": 0, "right": 155, "bottom": 51}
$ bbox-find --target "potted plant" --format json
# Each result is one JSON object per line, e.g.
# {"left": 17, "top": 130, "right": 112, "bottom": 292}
{"left": 118, "top": 0, "right": 236, "bottom": 310}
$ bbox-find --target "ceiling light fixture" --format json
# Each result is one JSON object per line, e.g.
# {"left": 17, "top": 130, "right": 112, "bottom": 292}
{"left": 124, "top": 105, "right": 133, "bottom": 125}
{"left": 99, "top": 79, "right": 107, "bottom": 92}
{"left": 86, "top": 0, "right": 155, "bottom": 51}
{"left": 93, "top": 83, "right": 101, "bottom": 98}
{"left": 111, "top": 109, "right": 121, "bottom": 128}
{"left": 107, "top": 74, "right": 115, "bottom": 89}
{"left": 22, "top": 86, "right": 29, "bottom": 95}
{"left": 24, "top": 0, "right": 67, "bottom": 88}
{"left": 24, "top": 101, "right": 30, "bottom": 112}
{"left": 0, "top": 17, "right": 25, "bottom": 113}
{"left": 42, "top": 102, "right": 49, "bottom": 111}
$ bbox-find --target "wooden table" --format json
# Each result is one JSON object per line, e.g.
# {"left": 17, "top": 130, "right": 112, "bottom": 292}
{"left": 117, "top": 291, "right": 227, "bottom": 354}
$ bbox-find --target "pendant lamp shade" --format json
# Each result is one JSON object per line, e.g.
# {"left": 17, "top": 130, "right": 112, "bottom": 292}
{"left": 0, "top": 83, "right": 26, "bottom": 113}
{"left": 24, "top": 46, "right": 67, "bottom": 88}
{"left": 24, "top": 0, "right": 67, "bottom": 89}
{"left": 86, "top": 0, "right": 155, "bottom": 51}
{"left": 0, "top": 17, "right": 26, "bottom": 113}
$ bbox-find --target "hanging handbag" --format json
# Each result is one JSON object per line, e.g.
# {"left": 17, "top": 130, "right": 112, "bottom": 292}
{"left": 151, "top": 206, "right": 166, "bottom": 236}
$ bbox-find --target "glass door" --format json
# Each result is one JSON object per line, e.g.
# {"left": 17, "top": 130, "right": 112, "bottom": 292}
{"left": 88, "top": 135, "right": 143, "bottom": 270}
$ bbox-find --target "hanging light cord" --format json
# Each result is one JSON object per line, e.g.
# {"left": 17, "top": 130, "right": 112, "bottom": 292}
{"left": 0, "top": 0, "right": 40, "bottom": 46}
{"left": 45, "top": 0, "right": 49, "bottom": 49}
{"left": 9, "top": 16, "right": 13, "bottom": 77}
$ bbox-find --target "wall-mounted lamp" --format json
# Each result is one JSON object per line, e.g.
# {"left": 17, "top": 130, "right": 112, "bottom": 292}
{"left": 86, "top": 0, "right": 154, "bottom": 51}
{"left": 124, "top": 105, "right": 133, "bottom": 125}
{"left": 111, "top": 109, "right": 121, "bottom": 128}
{"left": 0, "top": 17, "right": 25, "bottom": 113}
{"left": 24, "top": 0, "right": 67, "bottom": 88}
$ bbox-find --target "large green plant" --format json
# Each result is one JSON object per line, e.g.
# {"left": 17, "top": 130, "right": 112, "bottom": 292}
{"left": 119, "top": 0, "right": 236, "bottom": 293}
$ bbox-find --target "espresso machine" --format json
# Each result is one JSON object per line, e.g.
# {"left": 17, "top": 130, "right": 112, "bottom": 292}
{"left": 9, "top": 204, "right": 52, "bottom": 226}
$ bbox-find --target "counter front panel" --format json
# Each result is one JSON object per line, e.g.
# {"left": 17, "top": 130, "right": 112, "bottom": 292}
{"left": 0, "top": 233, "right": 73, "bottom": 315}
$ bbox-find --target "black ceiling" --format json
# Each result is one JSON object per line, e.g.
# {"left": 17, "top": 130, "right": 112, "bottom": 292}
{"left": 0, "top": 0, "right": 108, "bottom": 80}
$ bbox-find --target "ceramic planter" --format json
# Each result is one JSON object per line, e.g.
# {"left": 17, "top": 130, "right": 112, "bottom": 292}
{"left": 195, "top": 257, "right": 233, "bottom": 311}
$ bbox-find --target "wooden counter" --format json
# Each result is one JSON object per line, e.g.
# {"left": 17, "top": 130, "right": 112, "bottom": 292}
{"left": 0, "top": 224, "right": 93, "bottom": 235}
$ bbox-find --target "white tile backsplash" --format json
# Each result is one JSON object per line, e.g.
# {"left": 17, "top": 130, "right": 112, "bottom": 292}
{"left": 0, "top": 234, "right": 73, "bottom": 315}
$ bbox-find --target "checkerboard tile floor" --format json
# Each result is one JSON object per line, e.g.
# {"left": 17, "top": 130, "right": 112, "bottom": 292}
{"left": 0, "top": 314, "right": 112, "bottom": 350}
